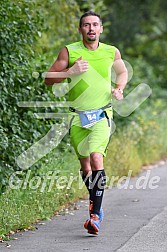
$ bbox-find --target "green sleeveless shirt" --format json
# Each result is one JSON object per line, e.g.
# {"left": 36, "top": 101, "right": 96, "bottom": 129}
{"left": 66, "top": 41, "right": 116, "bottom": 111}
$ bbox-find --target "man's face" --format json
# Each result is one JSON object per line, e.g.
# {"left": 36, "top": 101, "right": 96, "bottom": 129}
{"left": 79, "top": 16, "right": 103, "bottom": 43}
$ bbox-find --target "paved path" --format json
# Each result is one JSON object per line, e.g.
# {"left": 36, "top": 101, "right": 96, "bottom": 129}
{"left": 1, "top": 163, "right": 167, "bottom": 252}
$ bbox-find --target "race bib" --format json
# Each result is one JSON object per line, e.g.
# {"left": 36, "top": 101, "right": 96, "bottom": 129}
{"left": 79, "top": 109, "right": 105, "bottom": 128}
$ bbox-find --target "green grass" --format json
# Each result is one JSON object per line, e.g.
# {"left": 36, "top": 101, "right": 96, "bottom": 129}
{"left": 0, "top": 146, "right": 87, "bottom": 237}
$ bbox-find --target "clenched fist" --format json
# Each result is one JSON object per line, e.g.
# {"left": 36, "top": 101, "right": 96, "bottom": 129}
{"left": 68, "top": 56, "right": 89, "bottom": 75}
{"left": 112, "top": 88, "right": 124, "bottom": 100}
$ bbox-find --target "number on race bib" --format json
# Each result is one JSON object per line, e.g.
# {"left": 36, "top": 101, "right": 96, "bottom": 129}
{"left": 87, "top": 113, "right": 96, "bottom": 121}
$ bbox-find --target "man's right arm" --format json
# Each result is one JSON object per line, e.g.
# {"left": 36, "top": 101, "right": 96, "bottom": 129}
{"left": 45, "top": 47, "right": 88, "bottom": 85}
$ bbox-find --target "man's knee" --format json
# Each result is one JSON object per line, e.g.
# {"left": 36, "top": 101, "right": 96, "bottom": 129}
{"left": 90, "top": 152, "right": 103, "bottom": 168}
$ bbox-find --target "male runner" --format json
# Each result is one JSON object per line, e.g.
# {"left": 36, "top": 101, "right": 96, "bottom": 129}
{"left": 45, "top": 11, "right": 128, "bottom": 235}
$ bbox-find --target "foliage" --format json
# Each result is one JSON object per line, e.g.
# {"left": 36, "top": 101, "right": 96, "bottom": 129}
{"left": 35, "top": 0, "right": 81, "bottom": 57}
{"left": 104, "top": 0, "right": 167, "bottom": 89}
{"left": 0, "top": 0, "right": 81, "bottom": 192}
{"left": 0, "top": 0, "right": 45, "bottom": 190}
{"left": 105, "top": 108, "right": 167, "bottom": 178}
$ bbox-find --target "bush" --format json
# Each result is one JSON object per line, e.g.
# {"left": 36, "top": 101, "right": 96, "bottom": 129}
{"left": 0, "top": 0, "right": 81, "bottom": 193}
{"left": 105, "top": 107, "right": 167, "bottom": 180}
{"left": 0, "top": 0, "right": 51, "bottom": 191}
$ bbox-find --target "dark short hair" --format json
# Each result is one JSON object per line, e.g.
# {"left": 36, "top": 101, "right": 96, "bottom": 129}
{"left": 79, "top": 11, "right": 102, "bottom": 28}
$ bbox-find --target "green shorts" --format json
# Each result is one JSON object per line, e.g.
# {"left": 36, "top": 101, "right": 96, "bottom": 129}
{"left": 70, "top": 116, "right": 112, "bottom": 159}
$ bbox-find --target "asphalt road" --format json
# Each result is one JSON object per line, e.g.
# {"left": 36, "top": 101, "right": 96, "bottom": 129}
{"left": 1, "top": 162, "right": 167, "bottom": 252}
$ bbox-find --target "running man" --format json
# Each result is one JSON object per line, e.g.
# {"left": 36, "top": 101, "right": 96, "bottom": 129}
{"left": 45, "top": 11, "right": 128, "bottom": 235}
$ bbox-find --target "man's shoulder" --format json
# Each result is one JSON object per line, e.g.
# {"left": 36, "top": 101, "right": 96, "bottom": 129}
{"left": 99, "top": 42, "right": 117, "bottom": 51}
{"left": 66, "top": 41, "right": 82, "bottom": 50}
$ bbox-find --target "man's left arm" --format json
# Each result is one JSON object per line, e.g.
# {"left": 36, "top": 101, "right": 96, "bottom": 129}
{"left": 112, "top": 48, "right": 128, "bottom": 100}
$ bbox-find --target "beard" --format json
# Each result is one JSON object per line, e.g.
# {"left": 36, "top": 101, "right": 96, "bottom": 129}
{"left": 87, "top": 34, "right": 97, "bottom": 41}
{"left": 86, "top": 32, "right": 96, "bottom": 42}
{"left": 87, "top": 37, "right": 96, "bottom": 41}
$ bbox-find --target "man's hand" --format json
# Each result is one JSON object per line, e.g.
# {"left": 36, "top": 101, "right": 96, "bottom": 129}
{"left": 112, "top": 88, "right": 124, "bottom": 100}
{"left": 68, "top": 56, "right": 89, "bottom": 76}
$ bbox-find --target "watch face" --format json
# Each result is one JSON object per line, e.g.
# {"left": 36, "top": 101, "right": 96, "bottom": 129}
{"left": 118, "top": 88, "right": 123, "bottom": 94}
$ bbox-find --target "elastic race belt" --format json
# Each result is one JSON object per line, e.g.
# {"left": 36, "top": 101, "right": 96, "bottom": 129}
{"left": 69, "top": 103, "right": 112, "bottom": 128}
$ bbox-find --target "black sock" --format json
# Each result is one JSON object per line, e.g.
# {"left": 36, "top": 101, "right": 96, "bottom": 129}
{"left": 90, "top": 170, "right": 106, "bottom": 215}
{"left": 80, "top": 170, "right": 93, "bottom": 201}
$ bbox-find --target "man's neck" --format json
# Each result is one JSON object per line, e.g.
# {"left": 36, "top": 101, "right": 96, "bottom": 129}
{"left": 82, "top": 40, "right": 99, "bottom": 50}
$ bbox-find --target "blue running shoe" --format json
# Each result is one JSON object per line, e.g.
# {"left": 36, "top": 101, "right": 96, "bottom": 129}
{"left": 84, "top": 214, "right": 101, "bottom": 235}
{"left": 99, "top": 208, "right": 104, "bottom": 222}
